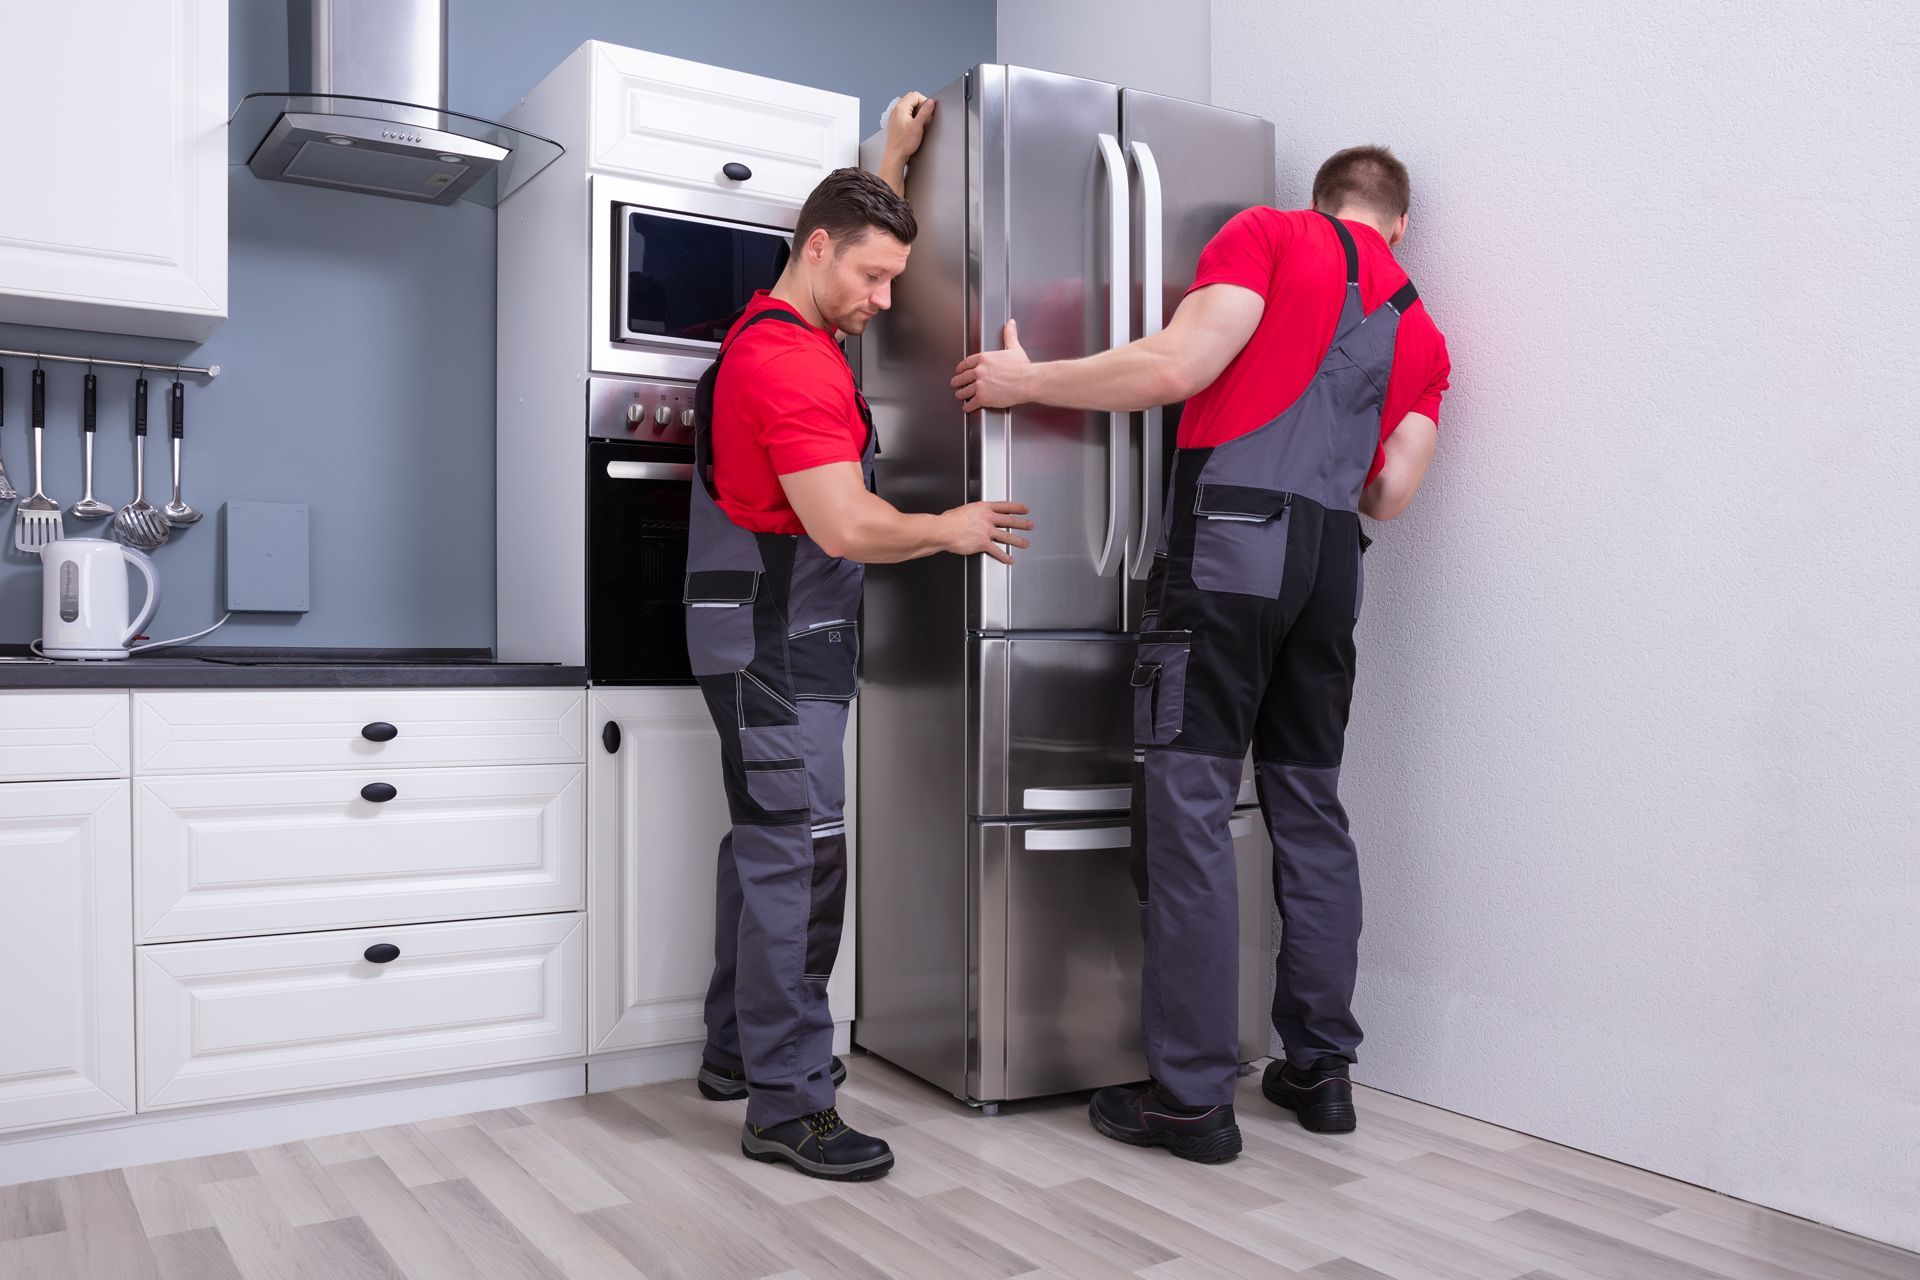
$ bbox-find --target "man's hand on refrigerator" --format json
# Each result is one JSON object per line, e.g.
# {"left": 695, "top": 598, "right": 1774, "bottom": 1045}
{"left": 940, "top": 500, "right": 1034, "bottom": 565}
{"left": 878, "top": 92, "right": 936, "bottom": 195}
{"left": 952, "top": 320, "right": 1033, "bottom": 413}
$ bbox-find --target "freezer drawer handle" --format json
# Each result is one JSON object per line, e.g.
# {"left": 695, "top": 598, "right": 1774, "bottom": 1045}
{"left": 360, "top": 721, "right": 398, "bottom": 742}
{"left": 1023, "top": 815, "right": 1254, "bottom": 852}
{"left": 363, "top": 943, "right": 401, "bottom": 964}
{"left": 1023, "top": 786, "right": 1131, "bottom": 812}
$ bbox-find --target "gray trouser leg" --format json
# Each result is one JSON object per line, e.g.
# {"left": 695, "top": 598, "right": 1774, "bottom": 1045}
{"left": 703, "top": 831, "right": 745, "bottom": 1070}
{"left": 1139, "top": 747, "right": 1245, "bottom": 1108}
{"left": 1257, "top": 761, "right": 1363, "bottom": 1064}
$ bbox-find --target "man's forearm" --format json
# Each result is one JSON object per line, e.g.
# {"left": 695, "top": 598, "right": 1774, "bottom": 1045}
{"left": 1023, "top": 338, "right": 1191, "bottom": 413}
{"left": 811, "top": 491, "right": 952, "bottom": 564}
{"left": 876, "top": 148, "right": 908, "bottom": 197}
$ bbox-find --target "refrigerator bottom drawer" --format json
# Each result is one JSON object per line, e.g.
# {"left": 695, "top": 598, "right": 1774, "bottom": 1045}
{"left": 978, "top": 811, "right": 1268, "bottom": 1103}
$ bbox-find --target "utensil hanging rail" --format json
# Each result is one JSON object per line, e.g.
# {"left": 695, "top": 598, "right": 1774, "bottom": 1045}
{"left": 0, "top": 347, "right": 220, "bottom": 379}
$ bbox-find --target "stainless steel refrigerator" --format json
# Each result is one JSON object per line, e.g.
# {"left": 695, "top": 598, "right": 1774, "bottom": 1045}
{"left": 855, "top": 65, "right": 1277, "bottom": 1108}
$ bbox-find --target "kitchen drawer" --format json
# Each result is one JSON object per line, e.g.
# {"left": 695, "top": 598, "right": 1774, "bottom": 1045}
{"left": 588, "top": 43, "right": 858, "bottom": 206}
{"left": 137, "top": 913, "right": 585, "bottom": 1110}
{"left": 133, "top": 688, "right": 585, "bottom": 775}
{"left": 0, "top": 692, "right": 129, "bottom": 781}
{"left": 135, "top": 765, "right": 585, "bottom": 941}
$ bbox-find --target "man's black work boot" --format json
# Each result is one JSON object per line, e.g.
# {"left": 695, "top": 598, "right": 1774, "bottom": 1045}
{"left": 740, "top": 1108, "right": 893, "bottom": 1181}
{"left": 1262, "top": 1056, "right": 1358, "bottom": 1132}
{"left": 1088, "top": 1082, "right": 1242, "bottom": 1163}
{"left": 697, "top": 1055, "right": 846, "bottom": 1101}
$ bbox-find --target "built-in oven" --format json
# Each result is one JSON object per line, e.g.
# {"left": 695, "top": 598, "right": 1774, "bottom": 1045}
{"left": 586, "top": 376, "right": 701, "bottom": 685}
{"left": 614, "top": 205, "right": 791, "bottom": 355}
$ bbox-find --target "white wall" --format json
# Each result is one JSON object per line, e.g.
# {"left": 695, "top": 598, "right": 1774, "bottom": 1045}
{"left": 997, "top": 0, "right": 1209, "bottom": 99}
{"left": 1215, "top": 0, "right": 1920, "bottom": 1252}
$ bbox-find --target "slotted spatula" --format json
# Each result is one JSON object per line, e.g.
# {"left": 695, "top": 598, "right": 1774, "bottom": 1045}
{"left": 12, "top": 369, "right": 65, "bottom": 552}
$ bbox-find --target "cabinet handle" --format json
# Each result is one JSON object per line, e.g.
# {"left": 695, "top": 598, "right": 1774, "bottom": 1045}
{"left": 363, "top": 943, "right": 401, "bottom": 964}
{"left": 360, "top": 782, "right": 398, "bottom": 803}
{"left": 722, "top": 161, "right": 752, "bottom": 182}
{"left": 601, "top": 721, "right": 622, "bottom": 754}
{"left": 361, "top": 722, "right": 399, "bottom": 742}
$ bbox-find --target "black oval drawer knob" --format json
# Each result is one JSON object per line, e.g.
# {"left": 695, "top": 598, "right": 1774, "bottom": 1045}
{"left": 360, "top": 782, "right": 398, "bottom": 803}
{"left": 364, "top": 943, "right": 401, "bottom": 964}
{"left": 602, "top": 721, "right": 622, "bottom": 754}
{"left": 361, "top": 722, "right": 399, "bottom": 742}
{"left": 722, "top": 161, "right": 752, "bottom": 182}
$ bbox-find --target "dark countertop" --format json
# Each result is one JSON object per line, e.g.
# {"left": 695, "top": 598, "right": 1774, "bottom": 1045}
{"left": 0, "top": 646, "right": 586, "bottom": 690}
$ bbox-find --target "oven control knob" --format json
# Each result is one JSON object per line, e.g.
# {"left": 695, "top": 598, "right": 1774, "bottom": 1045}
{"left": 627, "top": 403, "right": 645, "bottom": 425}
{"left": 681, "top": 409, "right": 696, "bottom": 428}
{"left": 654, "top": 405, "right": 673, "bottom": 426}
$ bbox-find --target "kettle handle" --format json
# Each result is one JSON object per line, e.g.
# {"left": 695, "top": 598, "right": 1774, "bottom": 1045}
{"left": 119, "top": 545, "right": 161, "bottom": 647}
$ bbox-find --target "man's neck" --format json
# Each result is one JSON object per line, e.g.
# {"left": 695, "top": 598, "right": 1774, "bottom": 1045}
{"left": 1324, "top": 206, "right": 1395, "bottom": 243}
{"left": 769, "top": 271, "right": 828, "bottom": 330}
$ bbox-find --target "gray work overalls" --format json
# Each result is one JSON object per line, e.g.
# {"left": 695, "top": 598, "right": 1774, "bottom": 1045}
{"left": 1131, "top": 213, "right": 1420, "bottom": 1106}
{"left": 684, "top": 307, "right": 873, "bottom": 1128}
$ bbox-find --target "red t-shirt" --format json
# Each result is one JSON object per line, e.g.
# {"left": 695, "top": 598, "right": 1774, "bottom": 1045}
{"left": 711, "top": 292, "right": 867, "bottom": 535}
{"left": 1179, "top": 208, "right": 1450, "bottom": 482}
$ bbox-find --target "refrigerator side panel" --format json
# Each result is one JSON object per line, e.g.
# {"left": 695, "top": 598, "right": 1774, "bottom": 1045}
{"left": 853, "top": 71, "right": 975, "bottom": 1097}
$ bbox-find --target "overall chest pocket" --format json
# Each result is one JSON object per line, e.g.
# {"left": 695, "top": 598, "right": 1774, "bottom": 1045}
{"left": 1190, "top": 484, "right": 1291, "bottom": 598}
{"left": 685, "top": 570, "right": 760, "bottom": 677}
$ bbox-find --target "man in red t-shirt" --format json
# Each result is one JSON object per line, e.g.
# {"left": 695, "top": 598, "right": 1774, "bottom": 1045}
{"left": 684, "top": 95, "right": 1033, "bottom": 1183}
{"left": 954, "top": 146, "right": 1450, "bottom": 1161}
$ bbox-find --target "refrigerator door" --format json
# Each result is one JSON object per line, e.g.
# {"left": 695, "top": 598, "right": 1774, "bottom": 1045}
{"left": 1120, "top": 90, "right": 1277, "bottom": 624}
{"left": 974, "top": 635, "right": 1133, "bottom": 819}
{"left": 972, "top": 65, "right": 1129, "bottom": 633}
{"left": 976, "top": 811, "right": 1270, "bottom": 1103}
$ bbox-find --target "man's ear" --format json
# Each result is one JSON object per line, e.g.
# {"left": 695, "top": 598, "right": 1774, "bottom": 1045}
{"left": 1391, "top": 213, "right": 1408, "bottom": 247}
{"left": 807, "top": 228, "right": 833, "bottom": 263}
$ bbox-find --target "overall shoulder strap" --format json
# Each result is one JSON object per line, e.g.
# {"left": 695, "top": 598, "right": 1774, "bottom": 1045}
{"left": 1315, "top": 210, "right": 1360, "bottom": 288}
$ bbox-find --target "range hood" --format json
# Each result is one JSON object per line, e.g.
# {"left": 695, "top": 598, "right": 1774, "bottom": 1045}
{"left": 230, "top": 0, "right": 560, "bottom": 207}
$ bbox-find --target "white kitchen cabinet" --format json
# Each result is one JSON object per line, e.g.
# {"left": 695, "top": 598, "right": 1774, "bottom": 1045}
{"left": 133, "top": 688, "right": 586, "bottom": 776}
{"left": 138, "top": 913, "right": 586, "bottom": 1110}
{"left": 0, "top": 780, "right": 135, "bottom": 1135}
{"left": 0, "top": 693, "right": 130, "bottom": 783}
{"left": 587, "top": 687, "right": 855, "bottom": 1055}
{"left": 0, "top": 0, "right": 226, "bottom": 340}
{"left": 587, "top": 43, "right": 861, "bottom": 207}
{"left": 135, "top": 764, "right": 586, "bottom": 942}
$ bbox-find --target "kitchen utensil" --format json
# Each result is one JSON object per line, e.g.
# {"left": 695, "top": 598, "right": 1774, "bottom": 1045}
{"left": 161, "top": 380, "right": 201, "bottom": 526}
{"left": 68, "top": 372, "right": 114, "bottom": 521}
{"left": 114, "top": 378, "right": 169, "bottom": 550}
{"left": 0, "top": 367, "right": 18, "bottom": 502}
{"left": 12, "top": 369, "right": 65, "bottom": 551}
{"left": 37, "top": 537, "right": 160, "bottom": 660}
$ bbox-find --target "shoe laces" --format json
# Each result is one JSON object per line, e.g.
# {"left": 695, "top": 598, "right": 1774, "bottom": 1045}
{"left": 802, "top": 1107, "right": 843, "bottom": 1137}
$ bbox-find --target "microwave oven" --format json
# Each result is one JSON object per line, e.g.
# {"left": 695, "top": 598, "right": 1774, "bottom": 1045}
{"left": 614, "top": 205, "right": 791, "bottom": 353}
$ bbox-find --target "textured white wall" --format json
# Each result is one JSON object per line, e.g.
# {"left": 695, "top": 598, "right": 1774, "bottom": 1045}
{"left": 1215, "top": 0, "right": 1920, "bottom": 1251}
{"left": 997, "top": 0, "right": 1209, "bottom": 99}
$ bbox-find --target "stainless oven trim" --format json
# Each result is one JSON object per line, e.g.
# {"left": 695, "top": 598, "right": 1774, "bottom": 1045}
{"left": 592, "top": 174, "right": 802, "bottom": 382}
{"left": 615, "top": 205, "right": 794, "bottom": 347}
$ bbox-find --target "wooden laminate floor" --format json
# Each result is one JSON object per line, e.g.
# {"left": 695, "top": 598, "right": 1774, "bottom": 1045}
{"left": 2, "top": 1056, "right": 1912, "bottom": 1280}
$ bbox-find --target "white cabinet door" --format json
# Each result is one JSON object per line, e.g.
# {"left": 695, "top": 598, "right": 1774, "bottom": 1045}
{"left": 0, "top": 781, "right": 134, "bottom": 1135}
{"left": 0, "top": 693, "right": 130, "bottom": 782}
{"left": 135, "top": 764, "right": 586, "bottom": 941}
{"left": 587, "top": 42, "right": 859, "bottom": 207}
{"left": 134, "top": 688, "right": 586, "bottom": 775}
{"left": 588, "top": 688, "right": 855, "bottom": 1055}
{"left": 0, "top": 0, "right": 226, "bottom": 340}
{"left": 138, "top": 913, "right": 585, "bottom": 1110}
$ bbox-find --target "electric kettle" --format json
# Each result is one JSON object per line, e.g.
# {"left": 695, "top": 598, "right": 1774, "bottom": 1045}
{"left": 39, "top": 538, "right": 160, "bottom": 660}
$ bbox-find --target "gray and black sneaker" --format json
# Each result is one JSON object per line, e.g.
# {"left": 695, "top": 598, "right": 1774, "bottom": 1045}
{"left": 1262, "top": 1056, "right": 1358, "bottom": 1132}
{"left": 741, "top": 1108, "right": 893, "bottom": 1181}
{"left": 697, "top": 1056, "right": 847, "bottom": 1101}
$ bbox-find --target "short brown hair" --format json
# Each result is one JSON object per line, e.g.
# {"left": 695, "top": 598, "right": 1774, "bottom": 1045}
{"left": 793, "top": 167, "right": 917, "bottom": 251}
{"left": 1311, "top": 146, "right": 1411, "bottom": 219}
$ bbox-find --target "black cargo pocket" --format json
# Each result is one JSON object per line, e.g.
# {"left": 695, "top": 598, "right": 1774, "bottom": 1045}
{"left": 1131, "top": 631, "right": 1191, "bottom": 746}
{"left": 788, "top": 618, "right": 860, "bottom": 701}
{"left": 685, "top": 570, "right": 760, "bottom": 677}
{"left": 1190, "top": 484, "right": 1290, "bottom": 598}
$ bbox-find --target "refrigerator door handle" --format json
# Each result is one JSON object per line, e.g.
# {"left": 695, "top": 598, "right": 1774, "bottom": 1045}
{"left": 1093, "top": 132, "right": 1131, "bottom": 579}
{"left": 1024, "top": 814, "right": 1254, "bottom": 852}
{"left": 1128, "top": 139, "right": 1165, "bottom": 581}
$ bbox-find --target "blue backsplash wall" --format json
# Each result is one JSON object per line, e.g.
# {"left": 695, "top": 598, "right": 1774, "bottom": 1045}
{"left": 0, "top": 0, "right": 994, "bottom": 648}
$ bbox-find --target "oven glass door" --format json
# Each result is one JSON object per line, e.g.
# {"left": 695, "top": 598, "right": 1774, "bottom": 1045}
{"left": 618, "top": 207, "right": 791, "bottom": 349}
{"left": 587, "top": 439, "right": 695, "bottom": 684}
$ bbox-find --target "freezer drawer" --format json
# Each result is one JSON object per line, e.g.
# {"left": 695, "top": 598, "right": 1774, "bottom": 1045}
{"left": 975, "top": 810, "right": 1268, "bottom": 1103}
